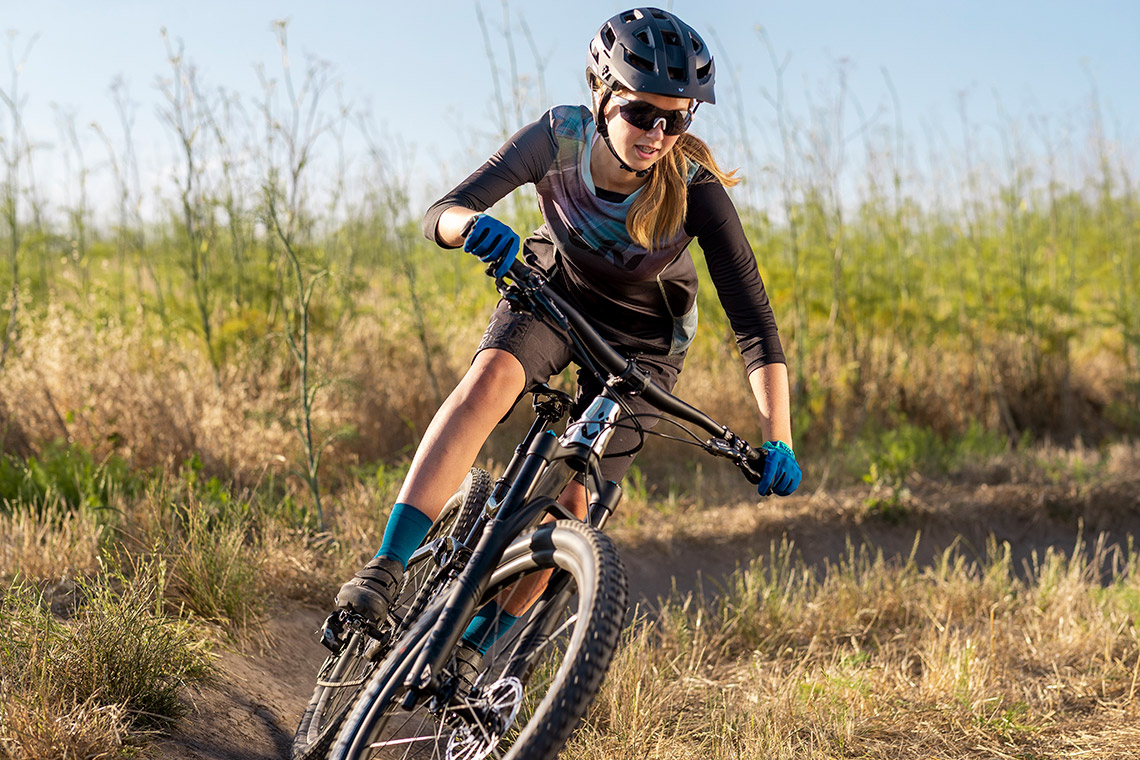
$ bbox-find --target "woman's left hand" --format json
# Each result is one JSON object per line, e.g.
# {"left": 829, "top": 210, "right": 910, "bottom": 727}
{"left": 757, "top": 440, "right": 801, "bottom": 496}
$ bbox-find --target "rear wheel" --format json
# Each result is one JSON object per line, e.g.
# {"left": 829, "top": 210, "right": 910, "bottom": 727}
{"left": 292, "top": 468, "right": 491, "bottom": 760}
{"left": 331, "top": 520, "right": 629, "bottom": 760}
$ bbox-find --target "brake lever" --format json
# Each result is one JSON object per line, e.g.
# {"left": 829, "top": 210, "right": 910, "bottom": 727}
{"left": 740, "top": 443, "right": 766, "bottom": 485}
{"left": 706, "top": 433, "right": 766, "bottom": 485}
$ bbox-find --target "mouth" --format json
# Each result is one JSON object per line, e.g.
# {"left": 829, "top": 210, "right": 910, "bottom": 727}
{"left": 633, "top": 144, "right": 659, "bottom": 161}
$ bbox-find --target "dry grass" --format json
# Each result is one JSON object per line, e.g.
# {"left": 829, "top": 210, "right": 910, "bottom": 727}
{"left": 0, "top": 302, "right": 479, "bottom": 487}
{"left": 0, "top": 567, "right": 212, "bottom": 759}
{"left": 0, "top": 695, "right": 131, "bottom": 760}
{"left": 3, "top": 290, "right": 1131, "bottom": 508}
{"left": 569, "top": 535, "right": 1140, "bottom": 759}
{"left": 0, "top": 509, "right": 103, "bottom": 584}
{"left": 1, "top": 431, "right": 1136, "bottom": 758}
{"left": 0, "top": 263, "right": 1135, "bottom": 759}
{"left": 1, "top": 306, "right": 295, "bottom": 477}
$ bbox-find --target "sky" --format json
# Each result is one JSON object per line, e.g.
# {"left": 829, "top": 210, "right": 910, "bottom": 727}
{"left": 3, "top": 0, "right": 1138, "bottom": 219}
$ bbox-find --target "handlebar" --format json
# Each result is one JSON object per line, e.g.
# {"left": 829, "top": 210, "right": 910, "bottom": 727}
{"left": 496, "top": 258, "right": 766, "bottom": 484}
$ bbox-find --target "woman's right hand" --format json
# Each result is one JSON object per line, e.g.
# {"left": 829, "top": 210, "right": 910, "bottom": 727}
{"left": 463, "top": 214, "right": 519, "bottom": 277}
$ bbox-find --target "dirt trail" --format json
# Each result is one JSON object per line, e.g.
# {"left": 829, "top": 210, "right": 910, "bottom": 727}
{"left": 152, "top": 476, "right": 1140, "bottom": 759}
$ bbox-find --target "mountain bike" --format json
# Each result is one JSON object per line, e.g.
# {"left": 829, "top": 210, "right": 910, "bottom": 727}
{"left": 294, "top": 254, "right": 769, "bottom": 760}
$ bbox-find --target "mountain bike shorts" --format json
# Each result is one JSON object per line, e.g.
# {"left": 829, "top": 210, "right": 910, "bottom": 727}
{"left": 476, "top": 299, "right": 684, "bottom": 485}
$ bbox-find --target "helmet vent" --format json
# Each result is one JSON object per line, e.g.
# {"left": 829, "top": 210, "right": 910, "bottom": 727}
{"left": 649, "top": 8, "right": 669, "bottom": 20}
{"left": 625, "top": 50, "right": 655, "bottom": 73}
{"left": 662, "top": 31, "right": 680, "bottom": 47}
{"left": 635, "top": 29, "right": 651, "bottom": 46}
{"left": 690, "top": 34, "right": 703, "bottom": 54}
{"left": 695, "top": 61, "right": 712, "bottom": 80}
{"left": 668, "top": 66, "right": 685, "bottom": 82}
{"left": 602, "top": 25, "right": 616, "bottom": 48}
{"left": 621, "top": 11, "right": 640, "bottom": 23}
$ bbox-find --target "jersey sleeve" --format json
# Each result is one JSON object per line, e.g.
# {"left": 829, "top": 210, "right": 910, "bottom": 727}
{"left": 684, "top": 172, "right": 786, "bottom": 372}
{"left": 422, "top": 112, "right": 559, "bottom": 248}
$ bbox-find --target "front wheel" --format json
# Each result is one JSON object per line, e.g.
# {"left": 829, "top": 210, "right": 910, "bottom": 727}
{"left": 332, "top": 519, "right": 629, "bottom": 760}
{"left": 292, "top": 468, "right": 492, "bottom": 760}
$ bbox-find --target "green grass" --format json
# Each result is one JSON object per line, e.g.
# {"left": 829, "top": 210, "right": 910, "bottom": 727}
{"left": 0, "top": 441, "right": 141, "bottom": 516}
{"left": 0, "top": 563, "right": 212, "bottom": 757}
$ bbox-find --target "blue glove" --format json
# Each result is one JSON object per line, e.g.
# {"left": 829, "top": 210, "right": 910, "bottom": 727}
{"left": 756, "top": 440, "right": 801, "bottom": 496}
{"left": 463, "top": 214, "right": 519, "bottom": 278}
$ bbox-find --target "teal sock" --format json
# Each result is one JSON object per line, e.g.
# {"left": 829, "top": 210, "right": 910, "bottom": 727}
{"left": 461, "top": 601, "right": 520, "bottom": 655}
{"left": 376, "top": 503, "right": 434, "bottom": 568}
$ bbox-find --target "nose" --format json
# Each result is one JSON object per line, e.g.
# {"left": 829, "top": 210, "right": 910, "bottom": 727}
{"left": 646, "top": 117, "right": 666, "bottom": 138}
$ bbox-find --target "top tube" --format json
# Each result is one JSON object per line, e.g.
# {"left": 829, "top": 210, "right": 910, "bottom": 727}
{"left": 499, "top": 258, "right": 728, "bottom": 439}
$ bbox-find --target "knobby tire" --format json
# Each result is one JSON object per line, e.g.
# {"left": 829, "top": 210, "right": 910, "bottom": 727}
{"left": 331, "top": 519, "right": 628, "bottom": 760}
{"left": 330, "top": 519, "right": 633, "bottom": 760}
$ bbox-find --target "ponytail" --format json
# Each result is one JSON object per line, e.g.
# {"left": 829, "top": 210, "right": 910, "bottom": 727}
{"left": 626, "top": 132, "right": 741, "bottom": 250}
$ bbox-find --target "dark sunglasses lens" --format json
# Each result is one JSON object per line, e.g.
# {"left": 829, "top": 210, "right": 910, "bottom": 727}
{"left": 619, "top": 102, "right": 690, "bottom": 135}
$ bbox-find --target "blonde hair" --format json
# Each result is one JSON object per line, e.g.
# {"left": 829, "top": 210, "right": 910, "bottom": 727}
{"left": 627, "top": 131, "right": 741, "bottom": 250}
{"left": 593, "top": 81, "right": 741, "bottom": 249}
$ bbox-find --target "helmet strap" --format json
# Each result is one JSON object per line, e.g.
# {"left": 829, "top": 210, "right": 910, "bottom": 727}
{"left": 593, "top": 89, "right": 651, "bottom": 179}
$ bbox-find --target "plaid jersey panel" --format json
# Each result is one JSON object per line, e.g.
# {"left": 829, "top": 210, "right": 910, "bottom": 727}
{"left": 534, "top": 105, "right": 697, "bottom": 283}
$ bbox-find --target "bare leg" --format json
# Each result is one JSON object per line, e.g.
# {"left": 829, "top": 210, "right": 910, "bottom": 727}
{"left": 402, "top": 351, "right": 592, "bottom": 620}
{"left": 397, "top": 349, "right": 526, "bottom": 521}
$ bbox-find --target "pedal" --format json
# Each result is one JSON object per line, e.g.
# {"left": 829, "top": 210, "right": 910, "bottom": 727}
{"left": 319, "top": 610, "right": 346, "bottom": 653}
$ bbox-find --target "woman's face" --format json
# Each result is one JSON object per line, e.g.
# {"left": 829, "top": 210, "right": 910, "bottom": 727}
{"left": 600, "top": 90, "right": 692, "bottom": 172}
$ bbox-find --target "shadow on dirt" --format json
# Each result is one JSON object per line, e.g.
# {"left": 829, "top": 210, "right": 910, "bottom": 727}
{"left": 619, "top": 477, "right": 1140, "bottom": 605}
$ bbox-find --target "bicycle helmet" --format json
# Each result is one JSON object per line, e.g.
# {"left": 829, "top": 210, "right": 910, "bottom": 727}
{"left": 587, "top": 7, "right": 716, "bottom": 104}
{"left": 586, "top": 8, "right": 715, "bottom": 177}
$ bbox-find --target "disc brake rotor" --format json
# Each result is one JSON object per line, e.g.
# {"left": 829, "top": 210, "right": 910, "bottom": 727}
{"left": 445, "top": 677, "right": 524, "bottom": 760}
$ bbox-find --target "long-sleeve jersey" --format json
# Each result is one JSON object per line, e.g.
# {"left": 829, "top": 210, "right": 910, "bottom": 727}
{"left": 423, "top": 105, "right": 784, "bottom": 373}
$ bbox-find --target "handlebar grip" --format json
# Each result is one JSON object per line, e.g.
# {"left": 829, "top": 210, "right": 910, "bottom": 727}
{"left": 739, "top": 444, "right": 767, "bottom": 485}
{"left": 504, "top": 256, "right": 532, "bottom": 280}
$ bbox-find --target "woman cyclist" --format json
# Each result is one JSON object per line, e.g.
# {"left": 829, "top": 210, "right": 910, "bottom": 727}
{"left": 335, "top": 7, "right": 801, "bottom": 662}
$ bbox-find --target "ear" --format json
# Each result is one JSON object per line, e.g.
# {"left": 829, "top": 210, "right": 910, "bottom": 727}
{"left": 588, "top": 81, "right": 603, "bottom": 110}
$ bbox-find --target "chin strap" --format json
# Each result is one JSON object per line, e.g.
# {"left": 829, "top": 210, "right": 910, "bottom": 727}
{"left": 593, "top": 89, "right": 651, "bottom": 179}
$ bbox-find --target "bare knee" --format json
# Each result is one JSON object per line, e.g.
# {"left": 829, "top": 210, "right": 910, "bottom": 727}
{"left": 453, "top": 349, "right": 526, "bottom": 414}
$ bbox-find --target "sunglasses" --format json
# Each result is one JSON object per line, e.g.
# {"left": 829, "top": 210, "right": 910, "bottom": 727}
{"left": 610, "top": 94, "right": 694, "bottom": 136}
